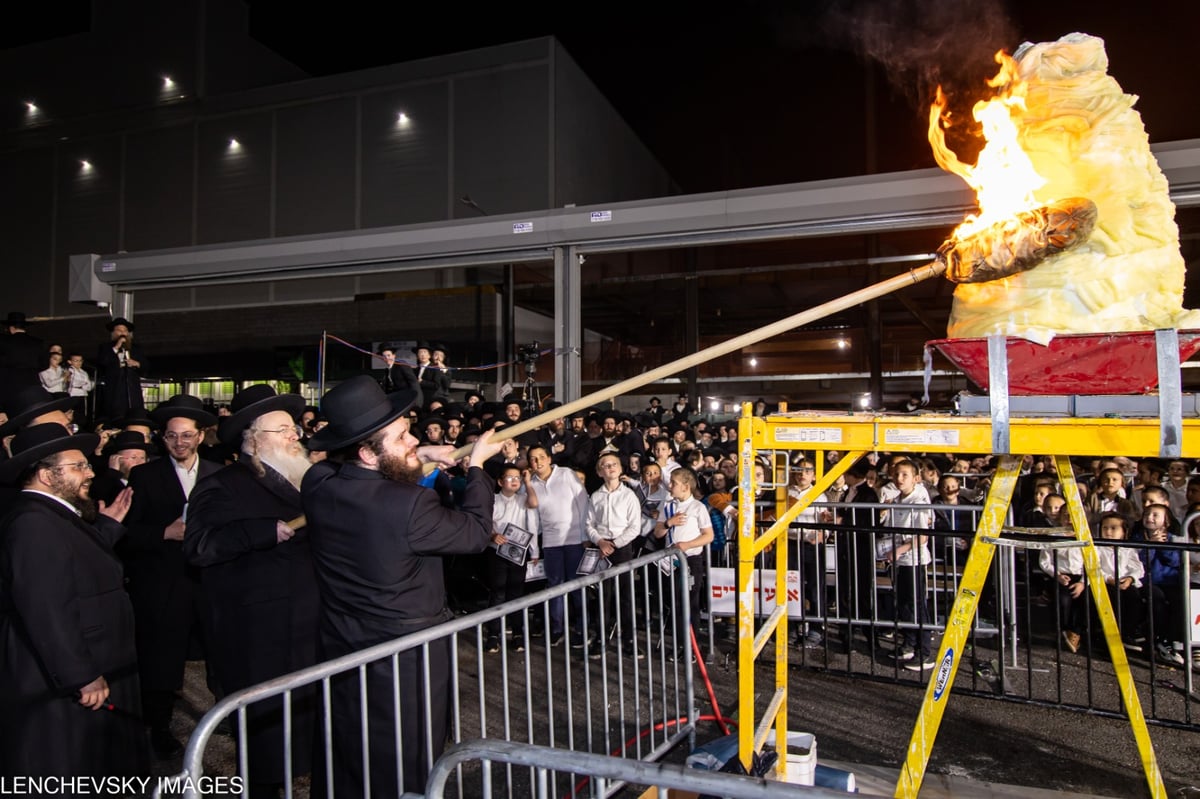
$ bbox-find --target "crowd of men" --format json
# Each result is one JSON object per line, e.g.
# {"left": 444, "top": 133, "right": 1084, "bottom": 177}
{"left": 3, "top": 314, "right": 1198, "bottom": 793}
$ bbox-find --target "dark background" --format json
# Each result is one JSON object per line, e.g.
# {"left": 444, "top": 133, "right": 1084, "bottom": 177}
{"left": 7, "top": 0, "right": 1199, "bottom": 194}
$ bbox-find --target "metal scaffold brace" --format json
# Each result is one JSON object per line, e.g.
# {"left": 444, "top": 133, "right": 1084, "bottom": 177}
{"left": 894, "top": 453, "right": 1167, "bottom": 799}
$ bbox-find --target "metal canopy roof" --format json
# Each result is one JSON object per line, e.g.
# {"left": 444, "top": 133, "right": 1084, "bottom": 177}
{"left": 91, "top": 138, "right": 1200, "bottom": 288}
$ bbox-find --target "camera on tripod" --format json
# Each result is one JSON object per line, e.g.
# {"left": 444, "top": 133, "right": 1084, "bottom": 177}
{"left": 517, "top": 341, "right": 541, "bottom": 376}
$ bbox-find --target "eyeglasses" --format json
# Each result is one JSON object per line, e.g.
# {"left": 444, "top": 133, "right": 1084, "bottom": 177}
{"left": 53, "top": 460, "right": 94, "bottom": 473}
{"left": 163, "top": 431, "right": 200, "bottom": 442}
{"left": 254, "top": 424, "right": 303, "bottom": 439}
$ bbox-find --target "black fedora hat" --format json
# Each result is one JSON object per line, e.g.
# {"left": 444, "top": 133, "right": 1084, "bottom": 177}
{"left": 218, "top": 384, "right": 306, "bottom": 446}
{"left": 418, "top": 414, "right": 447, "bottom": 432}
{"left": 308, "top": 375, "right": 419, "bottom": 452}
{"left": 0, "top": 423, "right": 100, "bottom": 484}
{"left": 149, "top": 394, "right": 217, "bottom": 428}
{"left": 4, "top": 311, "right": 29, "bottom": 327}
{"left": 102, "top": 430, "right": 156, "bottom": 457}
{"left": 105, "top": 316, "right": 135, "bottom": 332}
{"left": 112, "top": 408, "right": 159, "bottom": 431}
{"left": 0, "top": 386, "right": 76, "bottom": 437}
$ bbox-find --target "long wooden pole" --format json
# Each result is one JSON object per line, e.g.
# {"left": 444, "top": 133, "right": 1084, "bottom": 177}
{"left": 451, "top": 259, "right": 947, "bottom": 459}
{"left": 285, "top": 260, "right": 945, "bottom": 529}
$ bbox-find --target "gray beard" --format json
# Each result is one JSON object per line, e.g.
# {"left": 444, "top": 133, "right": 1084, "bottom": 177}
{"left": 256, "top": 448, "right": 313, "bottom": 490}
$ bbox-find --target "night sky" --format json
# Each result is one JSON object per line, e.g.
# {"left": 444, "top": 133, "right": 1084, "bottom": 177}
{"left": 8, "top": 0, "right": 1199, "bottom": 193}
{"left": 243, "top": 0, "right": 1200, "bottom": 193}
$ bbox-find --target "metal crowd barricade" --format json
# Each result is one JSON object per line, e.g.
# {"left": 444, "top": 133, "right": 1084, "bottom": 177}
{"left": 426, "top": 739, "right": 852, "bottom": 799}
{"left": 157, "top": 549, "right": 697, "bottom": 799}
{"left": 702, "top": 486, "right": 1199, "bottom": 731}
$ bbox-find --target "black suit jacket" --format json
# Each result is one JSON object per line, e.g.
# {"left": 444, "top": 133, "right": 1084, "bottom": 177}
{"left": 381, "top": 363, "right": 419, "bottom": 395}
{"left": 302, "top": 461, "right": 494, "bottom": 646}
{"left": 121, "top": 455, "right": 219, "bottom": 688}
{"left": 95, "top": 341, "right": 148, "bottom": 421}
{"left": 411, "top": 363, "right": 451, "bottom": 407}
{"left": 0, "top": 493, "right": 147, "bottom": 777}
{"left": 0, "top": 331, "right": 45, "bottom": 407}
{"left": 89, "top": 467, "right": 127, "bottom": 508}
{"left": 301, "top": 461, "right": 494, "bottom": 796}
{"left": 184, "top": 461, "right": 320, "bottom": 780}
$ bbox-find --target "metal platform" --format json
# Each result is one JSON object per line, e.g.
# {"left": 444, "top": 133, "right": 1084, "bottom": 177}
{"left": 956, "top": 393, "right": 1200, "bottom": 417}
{"left": 763, "top": 409, "right": 1200, "bottom": 458}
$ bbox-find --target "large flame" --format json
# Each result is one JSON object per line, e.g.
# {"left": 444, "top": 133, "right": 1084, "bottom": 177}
{"left": 942, "top": 33, "right": 1200, "bottom": 343}
{"left": 928, "top": 50, "right": 1046, "bottom": 238}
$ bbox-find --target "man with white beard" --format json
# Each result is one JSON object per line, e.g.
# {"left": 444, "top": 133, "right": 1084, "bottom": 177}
{"left": 183, "top": 385, "right": 321, "bottom": 796}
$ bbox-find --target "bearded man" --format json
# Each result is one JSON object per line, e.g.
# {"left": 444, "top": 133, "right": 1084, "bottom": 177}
{"left": 302, "top": 375, "right": 502, "bottom": 797}
{"left": 184, "top": 385, "right": 320, "bottom": 796}
{"left": 0, "top": 423, "right": 146, "bottom": 778}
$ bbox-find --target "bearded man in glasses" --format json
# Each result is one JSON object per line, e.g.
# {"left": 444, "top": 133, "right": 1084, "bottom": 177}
{"left": 183, "top": 385, "right": 321, "bottom": 796}
{"left": 122, "top": 393, "right": 219, "bottom": 758}
{"left": 0, "top": 423, "right": 146, "bottom": 778}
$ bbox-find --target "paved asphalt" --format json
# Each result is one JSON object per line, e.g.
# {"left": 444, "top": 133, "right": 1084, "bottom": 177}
{"left": 156, "top": 623, "right": 1200, "bottom": 798}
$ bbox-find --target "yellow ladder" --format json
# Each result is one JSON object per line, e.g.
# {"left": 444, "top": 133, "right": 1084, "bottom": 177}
{"left": 895, "top": 454, "right": 1166, "bottom": 798}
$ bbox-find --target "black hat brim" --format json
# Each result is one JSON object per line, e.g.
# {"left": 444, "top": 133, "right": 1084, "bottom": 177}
{"left": 0, "top": 433, "right": 100, "bottom": 484}
{"left": 219, "top": 394, "right": 306, "bottom": 446}
{"left": 101, "top": 439, "right": 156, "bottom": 457}
{"left": 0, "top": 394, "right": 77, "bottom": 438}
{"left": 307, "top": 388, "right": 419, "bottom": 452}
{"left": 149, "top": 406, "right": 217, "bottom": 429}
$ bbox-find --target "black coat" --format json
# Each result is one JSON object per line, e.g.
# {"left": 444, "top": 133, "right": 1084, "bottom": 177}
{"left": 121, "top": 456, "right": 219, "bottom": 690}
{"left": 95, "top": 341, "right": 148, "bottom": 423}
{"left": 0, "top": 494, "right": 149, "bottom": 778}
{"left": 301, "top": 461, "right": 494, "bottom": 795}
{"left": 411, "top": 363, "right": 450, "bottom": 407}
{"left": 380, "top": 363, "right": 419, "bottom": 395}
{"left": 0, "top": 331, "right": 44, "bottom": 408}
{"left": 184, "top": 461, "right": 320, "bottom": 782}
{"left": 89, "top": 466, "right": 127, "bottom": 508}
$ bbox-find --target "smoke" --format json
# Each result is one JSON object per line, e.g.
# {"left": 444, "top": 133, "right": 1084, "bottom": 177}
{"left": 814, "top": 0, "right": 1019, "bottom": 159}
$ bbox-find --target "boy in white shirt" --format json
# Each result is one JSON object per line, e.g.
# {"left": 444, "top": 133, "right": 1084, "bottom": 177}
{"left": 1093, "top": 512, "right": 1144, "bottom": 650}
{"left": 586, "top": 453, "right": 644, "bottom": 655}
{"left": 877, "top": 459, "right": 936, "bottom": 670}
{"left": 486, "top": 465, "right": 539, "bottom": 653}
{"left": 654, "top": 467, "right": 714, "bottom": 655}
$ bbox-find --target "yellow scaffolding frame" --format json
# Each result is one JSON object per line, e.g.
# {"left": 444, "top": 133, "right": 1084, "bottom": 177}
{"left": 735, "top": 406, "right": 1194, "bottom": 794}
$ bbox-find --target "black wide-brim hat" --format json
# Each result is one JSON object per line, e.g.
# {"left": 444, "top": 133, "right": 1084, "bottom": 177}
{"left": 105, "top": 316, "right": 135, "bottom": 332}
{"left": 218, "top": 384, "right": 306, "bottom": 446}
{"left": 149, "top": 394, "right": 217, "bottom": 428}
{"left": 0, "top": 423, "right": 99, "bottom": 484}
{"left": 112, "top": 408, "right": 159, "bottom": 431}
{"left": 4, "top": 311, "right": 29, "bottom": 327}
{"left": 418, "top": 415, "right": 447, "bottom": 433}
{"left": 308, "top": 375, "right": 419, "bottom": 452}
{"left": 0, "top": 386, "right": 77, "bottom": 437}
{"left": 102, "top": 430, "right": 156, "bottom": 457}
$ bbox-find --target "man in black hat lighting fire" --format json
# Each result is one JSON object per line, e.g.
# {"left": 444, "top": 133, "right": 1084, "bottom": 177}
{"left": 301, "top": 375, "right": 502, "bottom": 796}
{"left": 0, "top": 423, "right": 147, "bottom": 779}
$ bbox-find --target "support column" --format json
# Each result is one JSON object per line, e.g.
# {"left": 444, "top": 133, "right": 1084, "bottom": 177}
{"left": 112, "top": 291, "right": 135, "bottom": 323}
{"left": 553, "top": 245, "right": 582, "bottom": 403}
{"left": 684, "top": 249, "right": 700, "bottom": 408}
